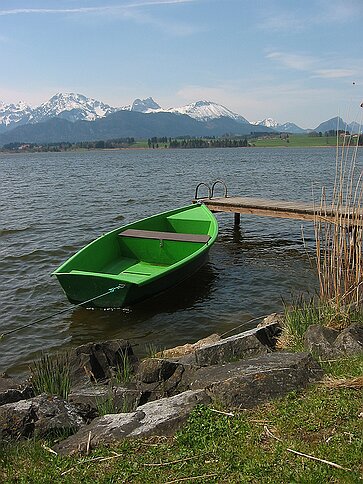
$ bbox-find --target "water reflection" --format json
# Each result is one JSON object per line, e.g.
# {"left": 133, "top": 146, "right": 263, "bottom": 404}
{"left": 66, "top": 263, "right": 216, "bottom": 354}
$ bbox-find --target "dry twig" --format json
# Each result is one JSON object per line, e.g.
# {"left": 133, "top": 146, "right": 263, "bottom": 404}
{"left": 86, "top": 431, "right": 92, "bottom": 455}
{"left": 164, "top": 473, "right": 218, "bottom": 484}
{"left": 143, "top": 457, "right": 194, "bottom": 467}
{"left": 323, "top": 376, "right": 363, "bottom": 389}
{"left": 60, "top": 452, "right": 124, "bottom": 476}
{"left": 209, "top": 408, "right": 234, "bottom": 417}
{"left": 264, "top": 426, "right": 352, "bottom": 472}
{"left": 42, "top": 444, "right": 58, "bottom": 455}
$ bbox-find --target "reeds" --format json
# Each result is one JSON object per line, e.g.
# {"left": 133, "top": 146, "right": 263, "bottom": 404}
{"left": 281, "top": 123, "right": 363, "bottom": 350}
{"left": 314, "top": 126, "right": 363, "bottom": 324}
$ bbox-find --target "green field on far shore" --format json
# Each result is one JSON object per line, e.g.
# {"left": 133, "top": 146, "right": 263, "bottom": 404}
{"left": 249, "top": 134, "right": 344, "bottom": 148}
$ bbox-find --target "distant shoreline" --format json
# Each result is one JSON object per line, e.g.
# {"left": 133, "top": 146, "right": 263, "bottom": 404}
{"left": 2, "top": 145, "right": 361, "bottom": 154}
{"left": 1, "top": 132, "right": 362, "bottom": 154}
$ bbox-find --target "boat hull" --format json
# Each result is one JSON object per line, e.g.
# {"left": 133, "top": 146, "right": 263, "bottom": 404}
{"left": 58, "top": 247, "right": 209, "bottom": 308}
{"left": 53, "top": 204, "right": 217, "bottom": 308}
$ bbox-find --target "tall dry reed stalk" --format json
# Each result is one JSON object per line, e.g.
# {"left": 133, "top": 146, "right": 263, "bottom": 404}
{"left": 314, "top": 126, "right": 363, "bottom": 320}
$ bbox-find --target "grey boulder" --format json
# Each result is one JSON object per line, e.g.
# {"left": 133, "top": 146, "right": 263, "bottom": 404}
{"left": 54, "top": 389, "right": 210, "bottom": 455}
{"left": 185, "top": 352, "right": 323, "bottom": 408}
{"left": 0, "top": 394, "right": 85, "bottom": 440}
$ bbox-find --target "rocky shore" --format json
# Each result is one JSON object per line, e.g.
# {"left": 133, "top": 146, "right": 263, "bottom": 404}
{"left": 0, "top": 314, "right": 361, "bottom": 457}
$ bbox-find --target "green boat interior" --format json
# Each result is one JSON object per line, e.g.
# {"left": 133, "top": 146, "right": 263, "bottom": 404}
{"left": 60, "top": 206, "right": 214, "bottom": 285}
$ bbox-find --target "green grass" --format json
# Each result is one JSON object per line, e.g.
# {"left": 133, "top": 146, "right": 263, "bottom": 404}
{"left": 30, "top": 352, "right": 71, "bottom": 399}
{"left": 144, "top": 342, "right": 166, "bottom": 359}
{"left": 279, "top": 298, "right": 363, "bottom": 352}
{"left": 319, "top": 353, "right": 363, "bottom": 379}
{"left": 111, "top": 349, "right": 133, "bottom": 384}
{"left": 1, "top": 355, "right": 362, "bottom": 483}
{"left": 132, "top": 140, "right": 150, "bottom": 148}
{"left": 250, "top": 134, "right": 340, "bottom": 148}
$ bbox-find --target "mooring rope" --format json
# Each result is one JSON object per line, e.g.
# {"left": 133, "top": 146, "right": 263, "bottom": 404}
{"left": 0, "top": 284, "right": 125, "bottom": 340}
{"left": 219, "top": 313, "right": 274, "bottom": 338}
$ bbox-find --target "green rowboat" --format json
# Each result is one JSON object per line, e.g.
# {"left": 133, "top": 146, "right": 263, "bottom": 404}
{"left": 53, "top": 204, "right": 218, "bottom": 308}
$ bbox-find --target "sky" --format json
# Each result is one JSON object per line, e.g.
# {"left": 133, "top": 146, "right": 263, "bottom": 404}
{"left": 0, "top": 0, "right": 362, "bottom": 128}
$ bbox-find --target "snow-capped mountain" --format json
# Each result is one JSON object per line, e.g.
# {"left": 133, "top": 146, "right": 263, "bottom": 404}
{"left": 0, "top": 93, "right": 118, "bottom": 131}
{"left": 119, "top": 97, "right": 162, "bottom": 113}
{"left": 0, "top": 100, "right": 33, "bottom": 131}
{"left": 30, "top": 93, "right": 118, "bottom": 123}
{"left": 167, "top": 100, "right": 249, "bottom": 123}
{"left": 252, "top": 117, "right": 306, "bottom": 134}
{"left": 252, "top": 117, "right": 280, "bottom": 128}
{"left": 5, "top": 92, "right": 350, "bottom": 136}
{"left": 0, "top": 93, "right": 288, "bottom": 133}
{"left": 278, "top": 122, "right": 306, "bottom": 134}
{"left": 123, "top": 98, "right": 249, "bottom": 123}
{"left": 130, "top": 97, "right": 161, "bottom": 113}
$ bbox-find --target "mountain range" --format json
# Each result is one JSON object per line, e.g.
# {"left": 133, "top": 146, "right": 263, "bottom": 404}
{"left": 0, "top": 93, "right": 360, "bottom": 146}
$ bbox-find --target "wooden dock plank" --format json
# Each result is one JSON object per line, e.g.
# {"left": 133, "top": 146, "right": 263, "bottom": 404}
{"left": 194, "top": 196, "right": 363, "bottom": 224}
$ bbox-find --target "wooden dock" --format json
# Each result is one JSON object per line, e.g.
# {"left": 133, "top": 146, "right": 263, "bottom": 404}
{"left": 194, "top": 196, "right": 362, "bottom": 226}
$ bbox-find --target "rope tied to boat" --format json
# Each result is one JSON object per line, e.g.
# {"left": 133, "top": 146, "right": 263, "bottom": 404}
{"left": 0, "top": 284, "right": 126, "bottom": 340}
{"left": 108, "top": 284, "right": 125, "bottom": 293}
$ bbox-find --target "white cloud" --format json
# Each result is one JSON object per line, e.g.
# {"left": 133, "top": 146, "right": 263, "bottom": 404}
{"left": 317, "top": 0, "right": 363, "bottom": 23}
{"left": 0, "top": 1, "right": 197, "bottom": 17}
{"left": 313, "top": 69, "right": 356, "bottom": 79}
{"left": 0, "top": 1, "right": 202, "bottom": 37}
{"left": 258, "top": 0, "right": 362, "bottom": 33}
{"left": 122, "top": 8, "right": 204, "bottom": 36}
{"left": 266, "top": 51, "right": 360, "bottom": 82}
{"left": 258, "top": 11, "right": 306, "bottom": 33}
{"left": 266, "top": 51, "right": 316, "bottom": 71}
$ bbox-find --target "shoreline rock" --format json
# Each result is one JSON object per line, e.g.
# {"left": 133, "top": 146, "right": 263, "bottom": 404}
{"left": 304, "top": 323, "right": 363, "bottom": 359}
{"left": 0, "top": 394, "right": 85, "bottom": 440}
{"left": 2, "top": 315, "right": 361, "bottom": 455}
{"left": 0, "top": 374, "right": 34, "bottom": 406}
{"left": 53, "top": 390, "right": 210, "bottom": 456}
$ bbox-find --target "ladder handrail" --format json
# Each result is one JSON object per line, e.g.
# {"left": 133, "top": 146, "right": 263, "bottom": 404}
{"left": 211, "top": 179, "right": 228, "bottom": 198}
{"left": 194, "top": 182, "right": 211, "bottom": 200}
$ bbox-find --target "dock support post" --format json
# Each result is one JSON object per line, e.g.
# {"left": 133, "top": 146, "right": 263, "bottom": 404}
{"left": 234, "top": 212, "right": 240, "bottom": 226}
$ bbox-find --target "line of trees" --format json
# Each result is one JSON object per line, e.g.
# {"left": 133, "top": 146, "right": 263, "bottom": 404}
{"left": 79, "top": 138, "right": 135, "bottom": 149}
{"left": 308, "top": 130, "right": 351, "bottom": 137}
{"left": 146, "top": 136, "right": 250, "bottom": 149}
{"left": 168, "top": 138, "right": 249, "bottom": 148}
{"left": 2, "top": 138, "right": 136, "bottom": 152}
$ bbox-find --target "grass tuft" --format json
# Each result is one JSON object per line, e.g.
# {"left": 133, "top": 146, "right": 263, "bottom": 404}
{"left": 144, "top": 343, "right": 165, "bottom": 359}
{"left": 323, "top": 375, "right": 363, "bottom": 389}
{"left": 30, "top": 351, "right": 71, "bottom": 399}
{"left": 111, "top": 348, "right": 133, "bottom": 384}
{"left": 279, "top": 297, "right": 363, "bottom": 351}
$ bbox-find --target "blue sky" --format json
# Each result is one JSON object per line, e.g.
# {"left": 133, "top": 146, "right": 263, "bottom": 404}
{"left": 0, "top": 0, "right": 362, "bottom": 128}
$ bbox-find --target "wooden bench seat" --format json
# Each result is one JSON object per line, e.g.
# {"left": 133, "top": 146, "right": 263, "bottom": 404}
{"left": 119, "top": 229, "right": 210, "bottom": 243}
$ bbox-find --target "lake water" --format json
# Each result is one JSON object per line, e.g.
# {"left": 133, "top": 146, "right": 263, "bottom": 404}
{"left": 1, "top": 147, "right": 362, "bottom": 373}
